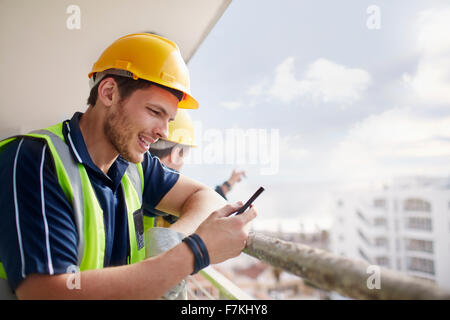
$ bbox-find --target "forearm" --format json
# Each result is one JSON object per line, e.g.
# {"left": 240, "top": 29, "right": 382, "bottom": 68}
{"left": 169, "top": 188, "right": 227, "bottom": 236}
{"left": 16, "top": 242, "right": 194, "bottom": 300}
{"left": 217, "top": 183, "right": 230, "bottom": 197}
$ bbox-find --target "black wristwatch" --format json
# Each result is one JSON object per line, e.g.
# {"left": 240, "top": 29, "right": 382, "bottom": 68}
{"left": 223, "top": 181, "right": 231, "bottom": 189}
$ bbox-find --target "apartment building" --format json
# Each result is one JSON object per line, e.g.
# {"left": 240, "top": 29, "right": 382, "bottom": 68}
{"left": 330, "top": 177, "right": 450, "bottom": 290}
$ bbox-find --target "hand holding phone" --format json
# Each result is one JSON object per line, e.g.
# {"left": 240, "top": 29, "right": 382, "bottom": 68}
{"left": 234, "top": 186, "right": 265, "bottom": 215}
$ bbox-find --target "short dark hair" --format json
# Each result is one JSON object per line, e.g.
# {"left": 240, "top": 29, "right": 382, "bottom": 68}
{"left": 87, "top": 74, "right": 183, "bottom": 107}
{"left": 149, "top": 145, "right": 185, "bottom": 160}
{"left": 149, "top": 146, "right": 175, "bottom": 160}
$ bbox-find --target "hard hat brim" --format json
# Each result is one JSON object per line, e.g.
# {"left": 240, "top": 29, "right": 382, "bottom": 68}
{"left": 178, "top": 93, "right": 199, "bottom": 109}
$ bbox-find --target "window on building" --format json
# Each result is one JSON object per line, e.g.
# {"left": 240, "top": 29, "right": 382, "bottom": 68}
{"left": 405, "top": 217, "right": 432, "bottom": 231}
{"left": 406, "top": 257, "right": 435, "bottom": 275}
{"left": 396, "top": 258, "right": 402, "bottom": 270}
{"left": 375, "top": 256, "right": 390, "bottom": 267}
{"left": 375, "top": 237, "right": 389, "bottom": 248}
{"left": 403, "top": 198, "right": 431, "bottom": 212}
{"left": 374, "top": 217, "right": 387, "bottom": 227}
{"left": 405, "top": 239, "right": 433, "bottom": 253}
{"left": 374, "top": 198, "right": 386, "bottom": 209}
{"left": 396, "top": 238, "right": 401, "bottom": 252}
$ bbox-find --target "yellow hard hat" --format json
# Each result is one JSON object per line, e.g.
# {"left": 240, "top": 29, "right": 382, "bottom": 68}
{"left": 89, "top": 33, "right": 198, "bottom": 109}
{"left": 165, "top": 109, "right": 196, "bottom": 147}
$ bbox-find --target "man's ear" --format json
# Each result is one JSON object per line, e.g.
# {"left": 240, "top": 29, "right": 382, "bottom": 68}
{"left": 166, "top": 151, "right": 175, "bottom": 167}
{"left": 170, "top": 146, "right": 184, "bottom": 166}
{"left": 97, "top": 77, "right": 118, "bottom": 107}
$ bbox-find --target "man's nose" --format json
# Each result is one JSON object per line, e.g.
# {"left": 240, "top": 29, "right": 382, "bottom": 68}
{"left": 154, "top": 120, "right": 169, "bottom": 140}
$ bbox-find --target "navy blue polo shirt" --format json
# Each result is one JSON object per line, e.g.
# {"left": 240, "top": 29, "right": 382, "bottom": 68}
{"left": 0, "top": 112, "right": 179, "bottom": 291}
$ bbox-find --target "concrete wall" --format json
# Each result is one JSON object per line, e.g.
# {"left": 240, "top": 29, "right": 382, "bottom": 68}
{"left": 0, "top": 0, "right": 230, "bottom": 138}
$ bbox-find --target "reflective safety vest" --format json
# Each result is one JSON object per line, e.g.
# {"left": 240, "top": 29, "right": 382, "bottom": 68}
{"left": 0, "top": 122, "right": 154, "bottom": 299}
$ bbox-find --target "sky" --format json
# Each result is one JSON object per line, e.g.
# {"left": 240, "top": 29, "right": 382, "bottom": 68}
{"left": 180, "top": 0, "right": 450, "bottom": 232}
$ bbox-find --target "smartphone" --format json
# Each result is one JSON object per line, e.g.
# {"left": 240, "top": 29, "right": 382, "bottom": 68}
{"left": 234, "top": 186, "right": 265, "bottom": 215}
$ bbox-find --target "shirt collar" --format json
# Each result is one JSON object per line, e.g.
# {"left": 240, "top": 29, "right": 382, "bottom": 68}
{"left": 63, "top": 112, "right": 130, "bottom": 188}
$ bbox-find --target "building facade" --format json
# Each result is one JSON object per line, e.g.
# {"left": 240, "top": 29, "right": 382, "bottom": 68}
{"left": 331, "top": 177, "right": 450, "bottom": 290}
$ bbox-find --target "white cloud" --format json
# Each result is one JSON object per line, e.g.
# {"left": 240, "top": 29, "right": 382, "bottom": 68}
{"left": 267, "top": 57, "right": 307, "bottom": 103}
{"left": 329, "top": 107, "right": 450, "bottom": 181}
{"left": 247, "top": 79, "right": 269, "bottom": 97}
{"left": 279, "top": 133, "right": 309, "bottom": 160}
{"left": 246, "top": 78, "right": 271, "bottom": 107}
{"left": 301, "top": 58, "right": 371, "bottom": 105}
{"left": 267, "top": 57, "right": 371, "bottom": 105}
{"left": 403, "top": 8, "right": 450, "bottom": 105}
{"left": 220, "top": 100, "right": 244, "bottom": 110}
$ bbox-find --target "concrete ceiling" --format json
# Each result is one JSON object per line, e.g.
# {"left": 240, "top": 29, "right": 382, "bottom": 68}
{"left": 0, "top": 0, "right": 231, "bottom": 139}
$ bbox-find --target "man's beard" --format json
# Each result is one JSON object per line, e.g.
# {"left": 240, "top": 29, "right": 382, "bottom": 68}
{"left": 104, "top": 101, "right": 143, "bottom": 164}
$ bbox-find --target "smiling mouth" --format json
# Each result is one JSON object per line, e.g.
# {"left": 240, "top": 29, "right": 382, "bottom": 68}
{"left": 138, "top": 134, "right": 154, "bottom": 151}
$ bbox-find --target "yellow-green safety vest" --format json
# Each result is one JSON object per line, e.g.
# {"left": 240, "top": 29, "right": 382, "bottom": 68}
{"left": 0, "top": 122, "right": 154, "bottom": 298}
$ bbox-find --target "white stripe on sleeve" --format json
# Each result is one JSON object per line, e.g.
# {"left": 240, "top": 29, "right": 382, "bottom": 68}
{"left": 39, "top": 144, "right": 54, "bottom": 275}
{"left": 12, "top": 138, "right": 26, "bottom": 279}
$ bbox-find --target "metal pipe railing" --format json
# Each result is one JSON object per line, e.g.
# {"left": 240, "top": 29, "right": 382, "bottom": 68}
{"left": 199, "top": 266, "right": 255, "bottom": 300}
{"left": 243, "top": 232, "right": 450, "bottom": 300}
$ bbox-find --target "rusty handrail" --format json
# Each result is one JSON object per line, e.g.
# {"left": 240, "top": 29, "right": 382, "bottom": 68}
{"left": 243, "top": 232, "right": 450, "bottom": 300}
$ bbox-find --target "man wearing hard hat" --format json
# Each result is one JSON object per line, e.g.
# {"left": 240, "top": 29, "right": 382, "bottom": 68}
{"left": 149, "top": 109, "right": 247, "bottom": 227}
{"left": 0, "top": 33, "right": 257, "bottom": 299}
{"left": 149, "top": 109, "right": 196, "bottom": 173}
{"left": 146, "top": 109, "right": 248, "bottom": 300}
{"left": 148, "top": 109, "right": 197, "bottom": 228}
